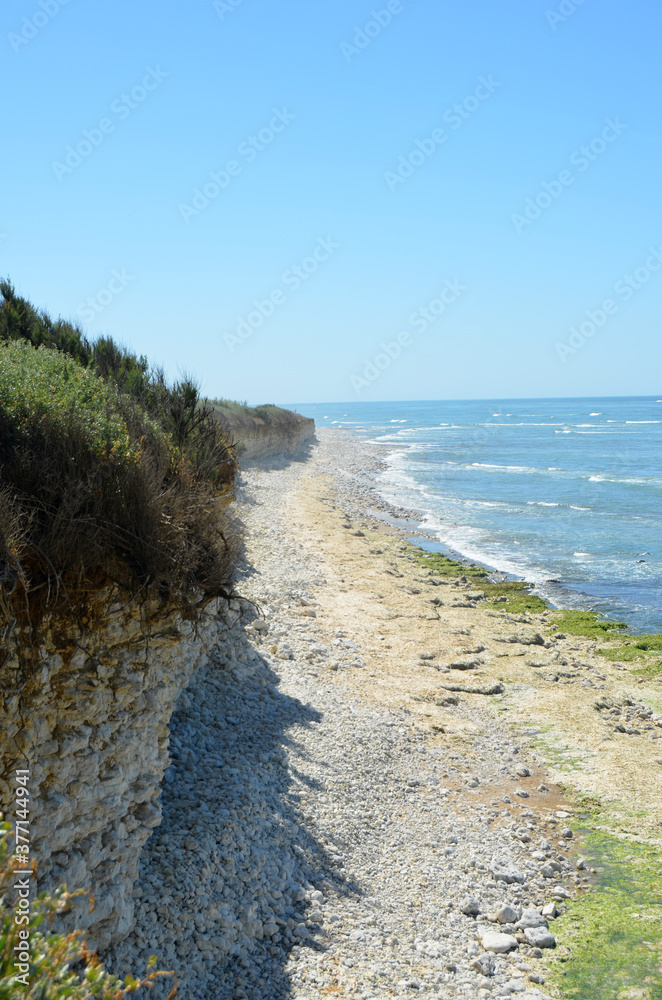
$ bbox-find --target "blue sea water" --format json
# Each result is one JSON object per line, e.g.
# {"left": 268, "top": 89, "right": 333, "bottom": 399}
{"left": 291, "top": 398, "right": 662, "bottom": 634}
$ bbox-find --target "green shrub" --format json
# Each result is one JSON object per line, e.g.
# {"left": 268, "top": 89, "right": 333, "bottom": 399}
{"left": 0, "top": 341, "right": 146, "bottom": 464}
{"left": 0, "top": 281, "right": 236, "bottom": 490}
{"left": 0, "top": 281, "right": 91, "bottom": 366}
{"left": 0, "top": 339, "right": 239, "bottom": 631}
{"left": 0, "top": 819, "right": 172, "bottom": 998}
{"left": 208, "top": 399, "right": 303, "bottom": 431}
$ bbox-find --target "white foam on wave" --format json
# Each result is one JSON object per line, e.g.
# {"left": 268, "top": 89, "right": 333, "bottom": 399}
{"left": 419, "top": 514, "right": 553, "bottom": 585}
{"left": 480, "top": 422, "right": 565, "bottom": 427}
{"left": 470, "top": 462, "right": 542, "bottom": 474}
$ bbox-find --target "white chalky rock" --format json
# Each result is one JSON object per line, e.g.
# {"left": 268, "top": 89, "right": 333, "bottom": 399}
{"left": 489, "top": 858, "right": 526, "bottom": 884}
{"left": 524, "top": 926, "right": 557, "bottom": 949}
{"left": 517, "top": 908, "right": 548, "bottom": 929}
{"left": 480, "top": 931, "right": 519, "bottom": 953}
{"left": 494, "top": 903, "right": 518, "bottom": 924}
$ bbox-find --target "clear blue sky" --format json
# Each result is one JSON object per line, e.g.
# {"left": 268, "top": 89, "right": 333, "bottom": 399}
{"left": 1, "top": 0, "right": 660, "bottom": 403}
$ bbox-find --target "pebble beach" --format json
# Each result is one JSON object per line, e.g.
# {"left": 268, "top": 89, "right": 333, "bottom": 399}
{"left": 107, "top": 429, "right": 662, "bottom": 999}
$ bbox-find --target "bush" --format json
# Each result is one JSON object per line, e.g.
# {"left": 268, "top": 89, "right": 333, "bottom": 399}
{"left": 0, "top": 818, "right": 173, "bottom": 998}
{"left": 0, "top": 281, "right": 236, "bottom": 490}
{"left": 207, "top": 399, "right": 306, "bottom": 435}
{"left": 0, "top": 340, "right": 239, "bottom": 631}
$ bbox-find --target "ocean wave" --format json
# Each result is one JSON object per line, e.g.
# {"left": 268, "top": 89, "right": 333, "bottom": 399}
{"left": 479, "top": 422, "right": 565, "bottom": 427}
{"left": 469, "top": 462, "right": 540, "bottom": 473}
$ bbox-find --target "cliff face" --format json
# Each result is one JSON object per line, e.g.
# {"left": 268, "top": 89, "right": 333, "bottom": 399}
{"left": 212, "top": 409, "right": 315, "bottom": 461}
{"left": 0, "top": 595, "right": 239, "bottom": 950}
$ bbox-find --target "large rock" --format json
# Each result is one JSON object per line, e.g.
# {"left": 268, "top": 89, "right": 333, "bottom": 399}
{"left": 524, "top": 926, "right": 557, "bottom": 949}
{"left": 517, "top": 908, "right": 548, "bottom": 929}
{"left": 497, "top": 632, "right": 546, "bottom": 646}
{"left": 459, "top": 895, "right": 481, "bottom": 916}
{"left": 494, "top": 903, "right": 518, "bottom": 924}
{"left": 481, "top": 931, "right": 519, "bottom": 953}
{"left": 471, "top": 953, "right": 496, "bottom": 976}
{"left": 490, "top": 857, "right": 526, "bottom": 884}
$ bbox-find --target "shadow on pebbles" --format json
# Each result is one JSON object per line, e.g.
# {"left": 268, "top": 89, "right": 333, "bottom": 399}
{"left": 106, "top": 444, "right": 563, "bottom": 1000}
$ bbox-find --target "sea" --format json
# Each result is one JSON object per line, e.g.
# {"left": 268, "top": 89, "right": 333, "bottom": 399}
{"left": 291, "top": 398, "right": 662, "bottom": 634}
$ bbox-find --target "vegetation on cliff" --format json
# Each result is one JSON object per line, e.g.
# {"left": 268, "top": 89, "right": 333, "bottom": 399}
{"left": 0, "top": 819, "right": 172, "bottom": 998}
{"left": 207, "top": 398, "right": 314, "bottom": 455}
{"left": 0, "top": 281, "right": 240, "bottom": 634}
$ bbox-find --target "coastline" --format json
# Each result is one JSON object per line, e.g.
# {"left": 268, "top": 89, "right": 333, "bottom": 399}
{"left": 108, "top": 427, "right": 662, "bottom": 999}
{"left": 303, "top": 399, "right": 662, "bottom": 637}
{"left": 290, "top": 429, "right": 662, "bottom": 838}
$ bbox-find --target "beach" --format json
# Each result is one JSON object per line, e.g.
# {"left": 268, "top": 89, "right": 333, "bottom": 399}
{"left": 108, "top": 428, "right": 662, "bottom": 999}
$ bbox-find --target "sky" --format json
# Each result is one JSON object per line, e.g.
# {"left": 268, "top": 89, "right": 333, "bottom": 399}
{"left": 1, "top": 0, "right": 661, "bottom": 404}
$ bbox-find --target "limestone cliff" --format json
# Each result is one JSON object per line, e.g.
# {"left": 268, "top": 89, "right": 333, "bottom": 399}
{"left": 210, "top": 408, "right": 315, "bottom": 461}
{"left": 0, "top": 594, "right": 240, "bottom": 950}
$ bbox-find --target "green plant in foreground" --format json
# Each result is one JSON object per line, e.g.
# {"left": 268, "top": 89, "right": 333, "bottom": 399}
{"left": 0, "top": 341, "right": 149, "bottom": 464}
{"left": 0, "top": 820, "right": 173, "bottom": 999}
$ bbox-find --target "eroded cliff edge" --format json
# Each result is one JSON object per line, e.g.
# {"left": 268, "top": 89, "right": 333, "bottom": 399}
{"left": 0, "top": 595, "right": 241, "bottom": 951}
{"left": 210, "top": 404, "right": 316, "bottom": 461}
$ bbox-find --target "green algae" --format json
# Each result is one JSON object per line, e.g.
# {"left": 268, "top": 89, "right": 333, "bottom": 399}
{"left": 552, "top": 610, "right": 629, "bottom": 639}
{"left": 409, "top": 547, "right": 548, "bottom": 613}
{"left": 550, "top": 827, "right": 662, "bottom": 999}
{"left": 520, "top": 727, "right": 588, "bottom": 772}
{"left": 596, "top": 635, "right": 662, "bottom": 678}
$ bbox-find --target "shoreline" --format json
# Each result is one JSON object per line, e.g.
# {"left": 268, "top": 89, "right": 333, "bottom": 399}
{"left": 304, "top": 431, "right": 662, "bottom": 826}
{"left": 341, "top": 426, "right": 660, "bottom": 635}
{"left": 108, "top": 428, "right": 662, "bottom": 998}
